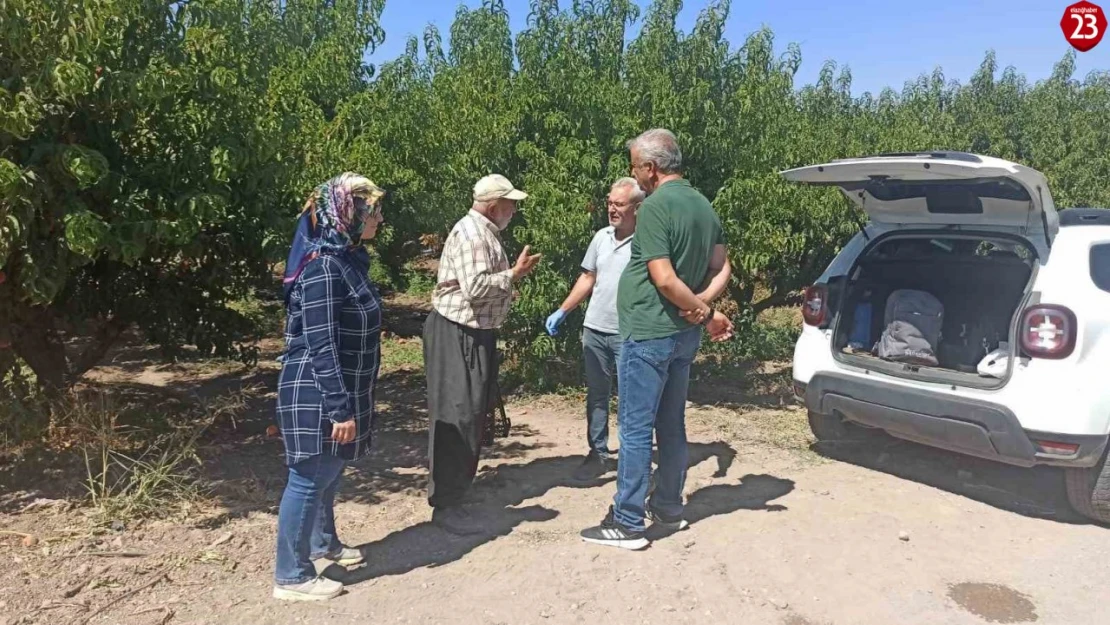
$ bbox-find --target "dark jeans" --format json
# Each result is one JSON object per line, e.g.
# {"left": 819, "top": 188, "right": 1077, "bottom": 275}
{"left": 583, "top": 327, "right": 622, "bottom": 456}
{"left": 613, "top": 327, "right": 702, "bottom": 532}
{"left": 274, "top": 453, "right": 346, "bottom": 585}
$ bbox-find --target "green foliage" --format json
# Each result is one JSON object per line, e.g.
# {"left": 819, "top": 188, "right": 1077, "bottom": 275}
{"left": 0, "top": 0, "right": 385, "bottom": 389}
{"left": 4, "top": 0, "right": 1110, "bottom": 395}
{"left": 341, "top": 1, "right": 1109, "bottom": 388}
{"left": 401, "top": 262, "right": 436, "bottom": 297}
{"left": 702, "top": 308, "right": 800, "bottom": 363}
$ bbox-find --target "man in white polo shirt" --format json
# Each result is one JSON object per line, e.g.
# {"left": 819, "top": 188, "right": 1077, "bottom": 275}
{"left": 545, "top": 177, "right": 643, "bottom": 480}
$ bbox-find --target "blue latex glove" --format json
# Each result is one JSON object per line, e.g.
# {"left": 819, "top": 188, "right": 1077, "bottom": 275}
{"left": 545, "top": 309, "right": 567, "bottom": 336}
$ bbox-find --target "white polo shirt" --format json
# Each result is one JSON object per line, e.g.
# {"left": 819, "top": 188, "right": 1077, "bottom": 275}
{"left": 581, "top": 227, "right": 633, "bottom": 334}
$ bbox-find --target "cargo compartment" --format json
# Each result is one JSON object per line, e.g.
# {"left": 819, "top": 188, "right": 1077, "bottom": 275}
{"left": 831, "top": 234, "right": 1036, "bottom": 388}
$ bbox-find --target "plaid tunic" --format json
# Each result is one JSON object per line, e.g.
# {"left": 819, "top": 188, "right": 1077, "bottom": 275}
{"left": 431, "top": 210, "right": 514, "bottom": 329}
{"left": 277, "top": 253, "right": 381, "bottom": 465}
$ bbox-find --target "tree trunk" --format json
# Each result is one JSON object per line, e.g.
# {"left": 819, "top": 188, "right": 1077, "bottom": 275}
{"left": 5, "top": 298, "right": 128, "bottom": 394}
{"left": 9, "top": 301, "right": 68, "bottom": 392}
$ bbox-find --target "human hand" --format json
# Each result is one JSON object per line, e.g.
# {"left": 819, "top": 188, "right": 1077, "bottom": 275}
{"left": 512, "top": 246, "right": 542, "bottom": 281}
{"left": 545, "top": 309, "right": 567, "bottom": 336}
{"left": 705, "top": 311, "right": 734, "bottom": 342}
{"left": 331, "top": 420, "right": 357, "bottom": 444}
{"left": 679, "top": 304, "right": 712, "bottom": 325}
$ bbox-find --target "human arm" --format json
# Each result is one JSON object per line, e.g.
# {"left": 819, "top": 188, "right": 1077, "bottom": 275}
{"left": 558, "top": 272, "right": 597, "bottom": 313}
{"left": 453, "top": 236, "right": 540, "bottom": 300}
{"left": 696, "top": 244, "right": 731, "bottom": 304}
{"left": 546, "top": 272, "right": 596, "bottom": 335}
{"left": 647, "top": 258, "right": 712, "bottom": 321}
{"left": 299, "top": 257, "right": 356, "bottom": 441}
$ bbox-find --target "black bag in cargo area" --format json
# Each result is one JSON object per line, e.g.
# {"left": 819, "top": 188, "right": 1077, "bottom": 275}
{"left": 874, "top": 289, "right": 944, "bottom": 366}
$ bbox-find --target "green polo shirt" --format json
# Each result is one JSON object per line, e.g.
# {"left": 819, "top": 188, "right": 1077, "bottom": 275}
{"left": 617, "top": 179, "right": 724, "bottom": 341}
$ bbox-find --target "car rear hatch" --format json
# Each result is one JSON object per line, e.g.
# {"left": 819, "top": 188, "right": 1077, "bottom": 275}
{"left": 780, "top": 152, "right": 1059, "bottom": 250}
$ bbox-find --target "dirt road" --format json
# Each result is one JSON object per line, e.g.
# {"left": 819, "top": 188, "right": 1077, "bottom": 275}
{"left": 214, "top": 401, "right": 1107, "bottom": 625}
{"left": 2, "top": 340, "right": 1108, "bottom": 625}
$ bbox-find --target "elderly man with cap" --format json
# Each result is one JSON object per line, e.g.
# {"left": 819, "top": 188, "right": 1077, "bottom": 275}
{"left": 423, "top": 174, "right": 542, "bottom": 535}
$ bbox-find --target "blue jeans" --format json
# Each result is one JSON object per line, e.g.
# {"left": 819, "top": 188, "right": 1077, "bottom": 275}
{"left": 613, "top": 327, "right": 702, "bottom": 532}
{"left": 274, "top": 453, "right": 346, "bottom": 585}
{"left": 583, "top": 327, "right": 622, "bottom": 456}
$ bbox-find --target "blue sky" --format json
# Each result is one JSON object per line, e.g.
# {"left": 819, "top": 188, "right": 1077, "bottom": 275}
{"left": 366, "top": 0, "right": 1109, "bottom": 94}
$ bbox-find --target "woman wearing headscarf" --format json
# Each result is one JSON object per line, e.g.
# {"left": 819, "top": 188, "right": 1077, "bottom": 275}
{"left": 273, "top": 173, "right": 386, "bottom": 601}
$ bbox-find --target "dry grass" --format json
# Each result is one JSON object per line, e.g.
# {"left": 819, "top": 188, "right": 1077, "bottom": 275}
{"left": 46, "top": 387, "right": 254, "bottom": 524}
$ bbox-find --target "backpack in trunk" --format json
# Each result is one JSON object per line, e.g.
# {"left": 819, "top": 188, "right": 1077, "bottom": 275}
{"left": 875, "top": 289, "right": 944, "bottom": 366}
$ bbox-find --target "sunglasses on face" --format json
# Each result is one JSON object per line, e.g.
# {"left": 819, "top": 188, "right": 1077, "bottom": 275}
{"left": 353, "top": 197, "right": 383, "bottom": 220}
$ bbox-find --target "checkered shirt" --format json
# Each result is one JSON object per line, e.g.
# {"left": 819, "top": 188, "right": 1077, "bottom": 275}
{"left": 431, "top": 210, "right": 514, "bottom": 329}
{"left": 276, "top": 253, "right": 381, "bottom": 465}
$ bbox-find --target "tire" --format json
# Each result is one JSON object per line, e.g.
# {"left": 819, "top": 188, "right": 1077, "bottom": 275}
{"left": 807, "top": 410, "right": 881, "bottom": 443}
{"left": 1065, "top": 447, "right": 1110, "bottom": 524}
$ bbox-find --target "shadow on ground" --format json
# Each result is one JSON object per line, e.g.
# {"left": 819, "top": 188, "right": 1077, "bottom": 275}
{"left": 687, "top": 361, "right": 795, "bottom": 411}
{"left": 196, "top": 364, "right": 555, "bottom": 524}
{"left": 325, "top": 440, "right": 792, "bottom": 581}
{"left": 645, "top": 472, "right": 795, "bottom": 542}
{"left": 335, "top": 453, "right": 603, "bottom": 584}
{"left": 813, "top": 433, "right": 1095, "bottom": 525}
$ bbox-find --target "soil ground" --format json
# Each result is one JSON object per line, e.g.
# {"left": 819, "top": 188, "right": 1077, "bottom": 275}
{"left": 1, "top": 296, "right": 1108, "bottom": 625}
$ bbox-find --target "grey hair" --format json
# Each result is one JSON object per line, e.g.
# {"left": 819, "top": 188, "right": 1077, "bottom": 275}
{"left": 610, "top": 177, "right": 645, "bottom": 204}
{"left": 626, "top": 128, "right": 682, "bottom": 174}
{"left": 471, "top": 199, "right": 497, "bottom": 212}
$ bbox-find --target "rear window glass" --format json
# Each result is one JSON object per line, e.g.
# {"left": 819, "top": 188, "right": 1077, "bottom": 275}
{"left": 1090, "top": 244, "right": 1110, "bottom": 292}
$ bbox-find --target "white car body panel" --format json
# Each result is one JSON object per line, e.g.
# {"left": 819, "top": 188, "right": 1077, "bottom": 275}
{"left": 788, "top": 154, "right": 1110, "bottom": 451}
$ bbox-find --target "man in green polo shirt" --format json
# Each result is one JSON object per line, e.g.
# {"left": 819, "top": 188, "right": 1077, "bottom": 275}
{"left": 581, "top": 128, "right": 733, "bottom": 550}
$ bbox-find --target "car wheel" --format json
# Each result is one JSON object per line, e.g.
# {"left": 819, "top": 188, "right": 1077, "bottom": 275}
{"left": 807, "top": 410, "right": 880, "bottom": 443}
{"left": 1065, "top": 447, "right": 1110, "bottom": 524}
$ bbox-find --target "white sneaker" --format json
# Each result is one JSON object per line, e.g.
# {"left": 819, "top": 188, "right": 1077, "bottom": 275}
{"left": 646, "top": 507, "right": 689, "bottom": 531}
{"left": 315, "top": 547, "right": 365, "bottom": 567}
{"left": 272, "top": 576, "right": 343, "bottom": 601}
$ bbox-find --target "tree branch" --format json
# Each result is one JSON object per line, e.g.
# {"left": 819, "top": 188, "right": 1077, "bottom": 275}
{"left": 751, "top": 290, "right": 803, "bottom": 315}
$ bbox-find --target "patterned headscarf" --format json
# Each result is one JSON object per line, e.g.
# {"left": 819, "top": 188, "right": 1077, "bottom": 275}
{"left": 282, "top": 173, "right": 385, "bottom": 306}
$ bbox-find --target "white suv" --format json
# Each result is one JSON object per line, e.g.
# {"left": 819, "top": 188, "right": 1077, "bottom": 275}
{"left": 785, "top": 152, "right": 1110, "bottom": 524}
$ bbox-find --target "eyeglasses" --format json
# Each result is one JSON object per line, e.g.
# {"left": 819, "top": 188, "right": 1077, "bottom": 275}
{"left": 355, "top": 198, "right": 383, "bottom": 220}
{"left": 607, "top": 199, "right": 637, "bottom": 208}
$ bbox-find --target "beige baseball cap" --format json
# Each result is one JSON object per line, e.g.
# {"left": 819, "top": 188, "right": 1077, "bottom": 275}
{"left": 473, "top": 174, "right": 528, "bottom": 202}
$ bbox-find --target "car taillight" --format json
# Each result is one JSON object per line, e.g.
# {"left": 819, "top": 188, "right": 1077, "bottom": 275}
{"left": 802, "top": 285, "right": 827, "bottom": 327}
{"left": 1019, "top": 304, "right": 1077, "bottom": 360}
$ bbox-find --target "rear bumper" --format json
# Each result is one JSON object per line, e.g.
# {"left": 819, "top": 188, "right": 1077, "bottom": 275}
{"left": 804, "top": 372, "right": 1108, "bottom": 468}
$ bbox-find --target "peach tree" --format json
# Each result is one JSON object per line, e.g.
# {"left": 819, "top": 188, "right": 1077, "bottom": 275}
{"left": 0, "top": 0, "right": 384, "bottom": 391}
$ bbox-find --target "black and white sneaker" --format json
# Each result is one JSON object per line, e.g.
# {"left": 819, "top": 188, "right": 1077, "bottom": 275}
{"left": 580, "top": 507, "right": 649, "bottom": 550}
{"left": 646, "top": 505, "right": 689, "bottom": 531}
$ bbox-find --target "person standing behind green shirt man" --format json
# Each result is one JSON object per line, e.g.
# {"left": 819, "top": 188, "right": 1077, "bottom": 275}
{"left": 581, "top": 128, "right": 733, "bottom": 550}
